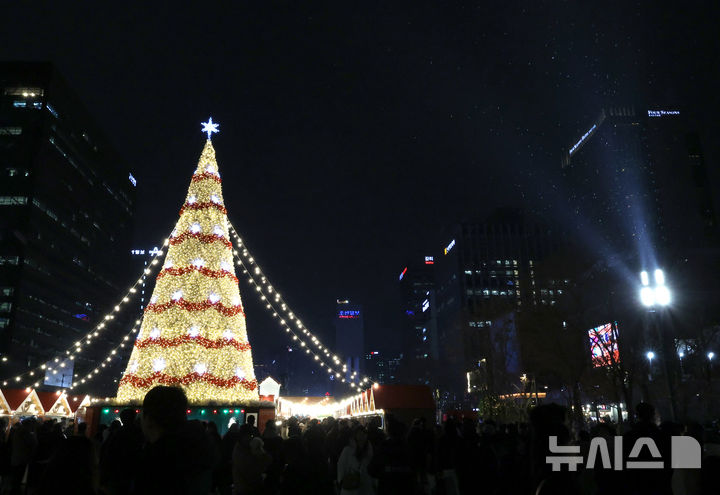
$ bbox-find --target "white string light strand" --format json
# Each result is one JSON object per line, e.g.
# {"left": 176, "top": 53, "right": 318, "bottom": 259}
{"left": 1, "top": 235, "right": 170, "bottom": 387}
{"left": 227, "top": 223, "right": 373, "bottom": 389}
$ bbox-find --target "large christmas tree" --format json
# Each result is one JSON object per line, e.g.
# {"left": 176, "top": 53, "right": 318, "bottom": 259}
{"left": 117, "top": 121, "right": 258, "bottom": 404}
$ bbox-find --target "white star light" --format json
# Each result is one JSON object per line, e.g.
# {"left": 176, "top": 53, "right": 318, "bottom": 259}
{"left": 220, "top": 260, "right": 232, "bottom": 272}
{"left": 152, "top": 359, "right": 166, "bottom": 372}
{"left": 172, "top": 290, "right": 183, "bottom": 301}
{"left": 194, "top": 363, "right": 208, "bottom": 375}
{"left": 210, "top": 194, "right": 221, "bottom": 204}
{"left": 213, "top": 225, "right": 224, "bottom": 237}
{"left": 192, "top": 258, "right": 205, "bottom": 268}
{"left": 187, "top": 195, "right": 197, "bottom": 204}
{"left": 188, "top": 326, "right": 200, "bottom": 337}
{"left": 235, "top": 367, "right": 245, "bottom": 379}
{"left": 208, "top": 292, "right": 221, "bottom": 304}
{"left": 190, "top": 222, "right": 202, "bottom": 234}
{"left": 129, "top": 361, "right": 139, "bottom": 373}
{"left": 149, "top": 327, "right": 161, "bottom": 339}
{"left": 223, "top": 329, "right": 234, "bottom": 340}
{"left": 201, "top": 117, "right": 219, "bottom": 140}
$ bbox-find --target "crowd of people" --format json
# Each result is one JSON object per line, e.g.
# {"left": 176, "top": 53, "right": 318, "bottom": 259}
{"left": 0, "top": 385, "right": 718, "bottom": 494}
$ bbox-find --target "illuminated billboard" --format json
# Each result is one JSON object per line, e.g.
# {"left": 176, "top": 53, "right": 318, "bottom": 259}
{"left": 44, "top": 358, "right": 74, "bottom": 387}
{"left": 588, "top": 322, "right": 620, "bottom": 367}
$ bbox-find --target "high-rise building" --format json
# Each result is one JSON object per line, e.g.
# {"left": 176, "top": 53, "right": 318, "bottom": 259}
{"left": 334, "top": 299, "right": 365, "bottom": 382}
{"left": 433, "top": 209, "right": 561, "bottom": 402}
{"left": 397, "top": 256, "right": 438, "bottom": 385}
{"left": 561, "top": 106, "right": 718, "bottom": 263}
{"left": 0, "top": 62, "right": 136, "bottom": 388}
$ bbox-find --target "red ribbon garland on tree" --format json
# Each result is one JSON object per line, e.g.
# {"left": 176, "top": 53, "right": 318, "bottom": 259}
{"left": 191, "top": 172, "right": 222, "bottom": 184}
{"left": 119, "top": 372, "right": 258, "bottom": 390}
{"left": 169, "top": 232, "right": 233, "bottom": 249}
{"left": 179, "top": 201, "right": 228, "bottom": 215}
{"left": 145, "top": 299, "right": 245, "bottom": 317}
{"left": 157, "top": 266, "right": 239, "bottom": 283}
{"left": 135, "top": 335, "right": 252, "bottom": 351}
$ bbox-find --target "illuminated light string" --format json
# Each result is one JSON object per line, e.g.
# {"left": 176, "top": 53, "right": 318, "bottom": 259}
{"left": 227, "top": 223, "right": 374, "bottom": 390}
{"left": 1, "top": 233, "right": 172, "bottom": 388}
{"left": 227, "top": 226, "right": 365, "bottom": 388}
{"left": 5, "top": 315, "right": 143, "bottom": 392}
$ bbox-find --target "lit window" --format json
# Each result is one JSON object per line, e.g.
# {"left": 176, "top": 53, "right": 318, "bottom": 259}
{"left": 0, "top": 318, "right": 9, "bottom": 329}
{"left": 12, "top": 101, "right": 26, "bottom": 108}
{"left": 0, "top": 127, "right": 22, "bottom": 136}
{"left": 1, "top": 288, "right": 13, "bottom": 296}
{"left": 4, "top": 87, "right": 44, "bottom": 97}
{"left": 0, "top": 196, "right": 27, "bottom": 206}
{"left": 0, "top": 302, "right": 11, "bottom": 312}
{"left": 0, "top": 256, "right": 19, "bottom": 266}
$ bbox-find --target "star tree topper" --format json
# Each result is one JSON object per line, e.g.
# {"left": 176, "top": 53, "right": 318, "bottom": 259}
{"left": 201, "top": 117, "right": 220, "bottom": 140}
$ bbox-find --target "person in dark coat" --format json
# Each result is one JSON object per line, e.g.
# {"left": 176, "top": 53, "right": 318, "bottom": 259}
{"left": 100, "top": 408, "right": 144, "bottom": 495}
{"left": 132, "top": 386, "right": 218, "bottom": 495}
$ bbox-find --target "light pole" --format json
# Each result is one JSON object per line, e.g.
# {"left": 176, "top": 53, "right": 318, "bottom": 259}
{"left": 639, "top": 269, "right": 677, "bottom": 420}
{"left": 678, "top": 350, "right": 685, "bottom": 378}
{"left": 646, "top": 351, "right": 655, "bottom": 380}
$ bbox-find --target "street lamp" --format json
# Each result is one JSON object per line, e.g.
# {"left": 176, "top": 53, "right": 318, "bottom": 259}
{"left": 709, "top": 352, "right": 715, "bottom": 361}
{"left": 646, "top": 351, "right": 656, "bottom": 362}
{"left": 639, "top": 269, "right": 671, "bottom": 307}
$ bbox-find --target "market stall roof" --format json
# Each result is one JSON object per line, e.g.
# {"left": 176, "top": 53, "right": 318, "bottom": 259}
{"left": 36, "top": 391, "right": 61, "bottom": 412}
{"left": 66, "top": 394, "right": 91, "bottom": 412}
{"left": 3, "top": 389, "right": 29, "bottom": 411}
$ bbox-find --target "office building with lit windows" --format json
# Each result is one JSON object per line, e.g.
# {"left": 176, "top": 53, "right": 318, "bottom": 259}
{"left": 433, "top": 208, "right": 561, "bottom": 402}
{"left": 365, "top": 350, "right": 402, "bottom": 385}
{"left": 0, "top": 62, "right": 136, "bottom": 389}
{"left": 397, "top": 256, "right": 438, "bottom": 386}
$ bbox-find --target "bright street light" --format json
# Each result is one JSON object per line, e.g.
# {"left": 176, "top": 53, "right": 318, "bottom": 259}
{"left": 709, "top": 352, "right": 715, "bottom": 361}
{"left": 646, "top": 351, "right": 655, "bottom": 362}
{"left": 640, "top": 287, "right": 655, "bottom": 307}
{"left": 678, "top": 350, "right": 685, "bottom": 358}
{"left": 639, "top": 269, "right": 670, "bottom": 307}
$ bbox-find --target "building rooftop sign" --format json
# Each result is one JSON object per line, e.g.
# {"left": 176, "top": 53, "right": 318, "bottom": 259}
{"left": 647, "top": 110, "right": 680, "bottom": 117}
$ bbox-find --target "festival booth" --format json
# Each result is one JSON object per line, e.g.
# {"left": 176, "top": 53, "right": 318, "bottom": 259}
{"left": 276, "top": 384, "right": 436, "bottom": 428}
{"left": 0, "top": 388, "right": 90, "bottom": 423}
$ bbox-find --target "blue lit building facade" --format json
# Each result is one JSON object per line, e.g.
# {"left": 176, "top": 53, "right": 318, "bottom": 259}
{"left": 0, "top": 62, "right": 136, "bottom": 390}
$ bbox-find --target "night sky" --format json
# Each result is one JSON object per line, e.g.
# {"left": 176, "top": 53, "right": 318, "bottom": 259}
{"left": 2, "top": 2, "right": 719, "bottom": 377}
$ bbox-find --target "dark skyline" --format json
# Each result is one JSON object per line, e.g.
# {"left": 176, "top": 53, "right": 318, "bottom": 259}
{"left": 2, "top": 2, "right": 719, "bottom": 371}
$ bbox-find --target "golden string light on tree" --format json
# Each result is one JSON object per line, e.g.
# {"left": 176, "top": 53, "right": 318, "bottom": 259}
{"left": 116, "top": 120, "right": 258, "bottom": 405}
